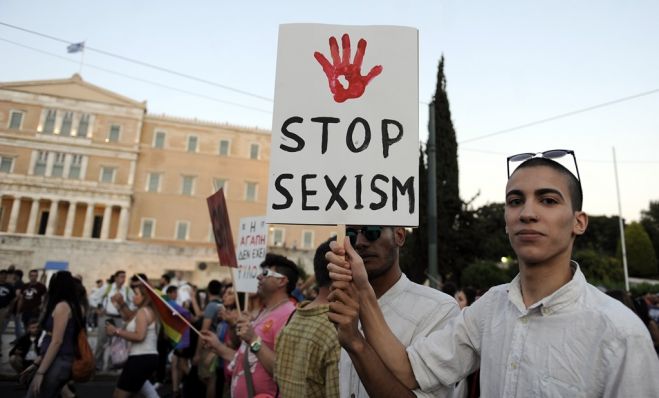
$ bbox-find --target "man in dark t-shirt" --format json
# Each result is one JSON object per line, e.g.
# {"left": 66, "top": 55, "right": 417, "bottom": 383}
{"left": 18, "top": 270, "right": 46, "bottom": 330}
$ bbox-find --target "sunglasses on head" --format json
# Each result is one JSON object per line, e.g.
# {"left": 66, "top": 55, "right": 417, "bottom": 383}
{"left": 261, "top": 269, "right": 286, "bottom": 279}
{"left": 346, "top": 226, "right": 384, "bottom": 246}
{"left": 506, "top": 149, "right": 581, "bottom": 181}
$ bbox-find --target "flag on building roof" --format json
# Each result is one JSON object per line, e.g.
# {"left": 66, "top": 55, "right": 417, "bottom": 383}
{"left": 67, "top": 42, "right": 85, "bottom": 53}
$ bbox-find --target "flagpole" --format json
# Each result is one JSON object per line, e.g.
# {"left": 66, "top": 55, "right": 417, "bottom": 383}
{"left": 136, "top": 274, "right": 201, "bottom": 336}
{"left": 79, "top": 43, "right": 85, "bottom": 75}
{"left": 612, "top": 147, "right": 630, "bottom": 291}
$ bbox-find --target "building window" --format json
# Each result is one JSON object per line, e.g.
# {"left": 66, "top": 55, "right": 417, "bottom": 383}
{"left": 60, "top": 112, "right": 73, "bottom": 136}
{"left": 153, "top": 131, "right": 166, "bottom": 149}
{"left": 175, "top": 221, "right": 190, "bottom": 240}
{"left": 219, "top": 140, "right": 230, "bottom": 156}
{"left": 107, "top": 125, "right": 120, "bottom": 142}
{"left": 302, "top": 230, "right": 314, "bottom": 249}
{"left": 147, "top": 173, "right": 162, "bottom": 192}
{"left": 51, "top": 152, "right": 65, "bottom": 177}
{"left": 8, "top": 111, "right": 24, "bottom": 130}
{"left": 69, "top": 154, "right": 83, "bottom": 179}
{"left": 245, "top": 182, "right": 258, "bottom": 202}
{"left": 34, "top": 151, "right": 48, "bottom": 176}
{"left": 77, "top": 114, "right": 90, "bottom": 137}
{"left": 187, "top": 136, "right": 198, "bottom": 153}
{"left": 249, "top": 143, "right": 260, "bottom": 160}
{"left": 181, "top": 175, "right": 196, "bottom": 196}
{"left": 140, "top": 218, "right": 155, "bottom": 239}
{"left": 271, "top": 228, "right": 285, "bottom": 247}
{"left": 213, "top": 178, "right": 227, "bottom": 193}
{"left": 100, "top": 167, "right": 116, "bottom": 183}
{"left": 43, "top": 109, "right": 56, "bottom": 133}
{"left": 0, "top": 156, "right": 14, "bottom": 173}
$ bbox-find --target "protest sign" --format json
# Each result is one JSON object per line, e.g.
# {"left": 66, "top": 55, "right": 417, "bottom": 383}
{"left": 234, "top": 216, "right": 267, "bottom": 293}
{"left": 267, "top": 24, "right": 419, "bottom": 226}
{"left": 207, "top": 188, "right": 237, "bottom": 268}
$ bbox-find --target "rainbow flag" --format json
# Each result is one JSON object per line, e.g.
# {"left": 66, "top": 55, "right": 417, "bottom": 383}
{"left": 140, "top": 281, "right": 191, "bottom": 347}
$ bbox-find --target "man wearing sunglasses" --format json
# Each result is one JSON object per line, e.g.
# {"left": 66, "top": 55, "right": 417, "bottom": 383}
{"left": 327, "top": 152, "right": 659, "bottom": 397}
{"left": 201, "top": 254, "right": 298, "bottom": 398}
{"left": 333, "top": 225, "right": 459, "bottom": 398}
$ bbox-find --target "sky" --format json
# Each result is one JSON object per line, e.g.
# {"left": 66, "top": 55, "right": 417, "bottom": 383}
{"left": 1, "top": 0, "right": 658, "bottom": 222}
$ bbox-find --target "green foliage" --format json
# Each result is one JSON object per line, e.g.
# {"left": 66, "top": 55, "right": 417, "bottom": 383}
{"left": 433, "top": 56, "right": 462, "bottom": 281}
{"left": 619, "top": 222, "right": 658, "bottom": 278}
{"left": 400, "top": 147, "right": 429, "bottom": 284}
{"left": 630, "top": 282, "right": 659, "bottom": 297}
{"left": 574, "top": 215, "right": 621, "bottom": 256}
{"left": 641, "top": 200, "right": 659, "bottom": 267}
{"left": 573, "top": 249, "right": 624, "bottom": 289}
{"left": 460, "top": 260, "right": 512, "bottom": 291}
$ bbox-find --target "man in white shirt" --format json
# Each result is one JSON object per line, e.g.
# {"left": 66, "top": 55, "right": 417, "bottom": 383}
{"left": 330, "top": 225, "right": 459, "bottom": 398}
{"left": 327, "top": 151, "right": 659, "bottom": 397}
{"left": 91, "top": 270, "right": 133, "bottom": 370}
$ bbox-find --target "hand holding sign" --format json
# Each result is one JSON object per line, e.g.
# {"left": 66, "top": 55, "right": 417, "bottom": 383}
{"left": 314, "top": 33, "right": 383, "bottom": 103}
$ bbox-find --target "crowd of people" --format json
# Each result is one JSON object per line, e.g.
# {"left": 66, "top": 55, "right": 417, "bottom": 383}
{"left": 1, "top": 151, "right": 659, "bottom": 397}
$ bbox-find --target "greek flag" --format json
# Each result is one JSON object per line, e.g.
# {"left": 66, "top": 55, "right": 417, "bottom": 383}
{"left": 67, "top": 42, "right": 85, "bottom": 53}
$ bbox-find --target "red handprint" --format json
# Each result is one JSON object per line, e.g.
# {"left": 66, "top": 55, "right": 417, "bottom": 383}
{"left": 314, "top": 33, "right": 383, "bottom": 103}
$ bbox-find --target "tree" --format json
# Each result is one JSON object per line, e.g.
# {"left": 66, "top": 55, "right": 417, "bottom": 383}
{"left": 574, "top": 215, "right": 620, "bottom": 256}
{"left": 641, "top": 200, "right": 659, "bottom": 266}
{"left": 460, "top": 260, "right": 511, "bottom": 291}
{"left": 400, "top": 146, "right": 429, "bottom": 284}
{"left": 573, "top": 249, "right": 624, "bottom": 288}
{"left": 432, "top": 56, "right": 462, "bottom": 281}
{"left": 619, "top": 222, "right": 658, "bottom": 277}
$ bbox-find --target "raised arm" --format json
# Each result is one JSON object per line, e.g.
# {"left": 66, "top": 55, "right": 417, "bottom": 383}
{"left": 327, "top": 238, "right": 419, "bottom": 389}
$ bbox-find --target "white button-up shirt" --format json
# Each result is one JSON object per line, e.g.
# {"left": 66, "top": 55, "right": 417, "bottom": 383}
{"left": 408, "top": 264, "right": 659, "bottom": 397}
{"left": 340, "top": 273, "right": 460, "bottom": 398}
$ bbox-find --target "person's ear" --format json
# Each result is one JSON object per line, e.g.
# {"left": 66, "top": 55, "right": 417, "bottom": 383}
{"left": 573, "top": 211, "right": 588, "bottom": 236}
{"left": 393, "top": 227, "right": 406, "bottom": 247}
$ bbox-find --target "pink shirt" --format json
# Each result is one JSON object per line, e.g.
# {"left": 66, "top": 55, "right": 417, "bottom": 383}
{"left": 230, "top": 300, "right": 296, "bottom": 398}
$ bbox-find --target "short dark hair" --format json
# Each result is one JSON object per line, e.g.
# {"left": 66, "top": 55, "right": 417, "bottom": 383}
{"left": 115, "top": 270, "right": 126, "bottom": 277}
{"left": 313, "top": 237, "right": 336, "bottom": 288}
{"left": 512, "top": 157, "right": 583, "bottom": 211}
{"left": 261, "top": 253, "right": 299, "bottom": 295}
{"left": 27, "top": 317, "right": 40, "bottom": 326}
{"left": 161, "top": 273, "right": 171, "bottom": 283}
{"left": 166, "top": 285, "right": 178, "bottom": 294}
{"left": 29, "top": 269, "right": 38, "bottom": 275}
{"left": 207, "top": 280, "right": 222, "bottom": 296}
{"left": 15, "top": 269, "right": 23, "bottom": 278}
{"left": 0, "top": 269, "right": 7, "bottom": 275}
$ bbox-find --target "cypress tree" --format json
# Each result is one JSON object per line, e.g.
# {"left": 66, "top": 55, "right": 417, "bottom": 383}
{"left": 432, "top": 56, "right": 461, "bottom": 280}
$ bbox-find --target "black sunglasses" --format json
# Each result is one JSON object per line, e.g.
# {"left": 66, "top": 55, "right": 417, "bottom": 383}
{"left": 506, "top": 149, "right": 581, "bottom": 181}
{"left": 346, "top": 226, "right": 384, "bottom": 246}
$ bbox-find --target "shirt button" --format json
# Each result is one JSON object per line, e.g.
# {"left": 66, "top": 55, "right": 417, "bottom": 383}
{"left": 520, "top": 317, "right": 528, "bottom": 324}
{"left": 542, "top": 308, "right": 551, "bottom": 315}
{"left": 511, "top": 362, "right": 518, "bottom": 369}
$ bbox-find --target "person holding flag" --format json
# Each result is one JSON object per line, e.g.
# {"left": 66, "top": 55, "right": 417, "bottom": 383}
{"left": 105, "top": 277, "right": 160, "bottom": 398}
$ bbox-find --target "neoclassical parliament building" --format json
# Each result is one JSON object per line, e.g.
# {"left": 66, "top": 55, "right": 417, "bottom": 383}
{"left": 0, "top": 74, "right": 335, "bottom": 286}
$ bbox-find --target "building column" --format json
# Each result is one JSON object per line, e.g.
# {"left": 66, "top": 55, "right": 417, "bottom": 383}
{"left": 116, "top": 206, "right": 130, "bottom": 241}
{"left": 45, "top": 199, "right": 59, "bottom": 236}
{"left": 100, "top": 205, "right": 112, "bottom": 239}
{"left": 7, "top": 196, "right": 22, "bottom": 233}
{"left": 64, "top": 201, "right": 77, "bottom": 237}
{"left": 82, "top": 202, "right": 95, "bottom": 238}
{"left": 26, "top": 198, "right": 40, "bottom": 235}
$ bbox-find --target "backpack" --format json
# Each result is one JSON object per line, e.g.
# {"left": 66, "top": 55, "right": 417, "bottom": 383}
{"left": 71, "top": 328, "right": 95, "bottom": 382}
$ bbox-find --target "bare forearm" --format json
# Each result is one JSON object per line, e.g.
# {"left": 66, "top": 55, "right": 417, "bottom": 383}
{"left": 346, "top": 334, "right": 415, "bottom": 398}
{"left": 37, "top": 340, "right": 61, "bottom": 374}
{"left": 359, "top": 288, "right": 418, "bottom": 389}
{"left": 254, "top": 345, "right": 276, "bottom": 375}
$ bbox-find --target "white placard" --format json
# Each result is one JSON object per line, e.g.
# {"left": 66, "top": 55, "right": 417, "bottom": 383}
{"left": 234, "top": 216, "right": 267, "bottom": 293}
{"left": 267, "top": 23, "right": 419, "bottom": 226}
